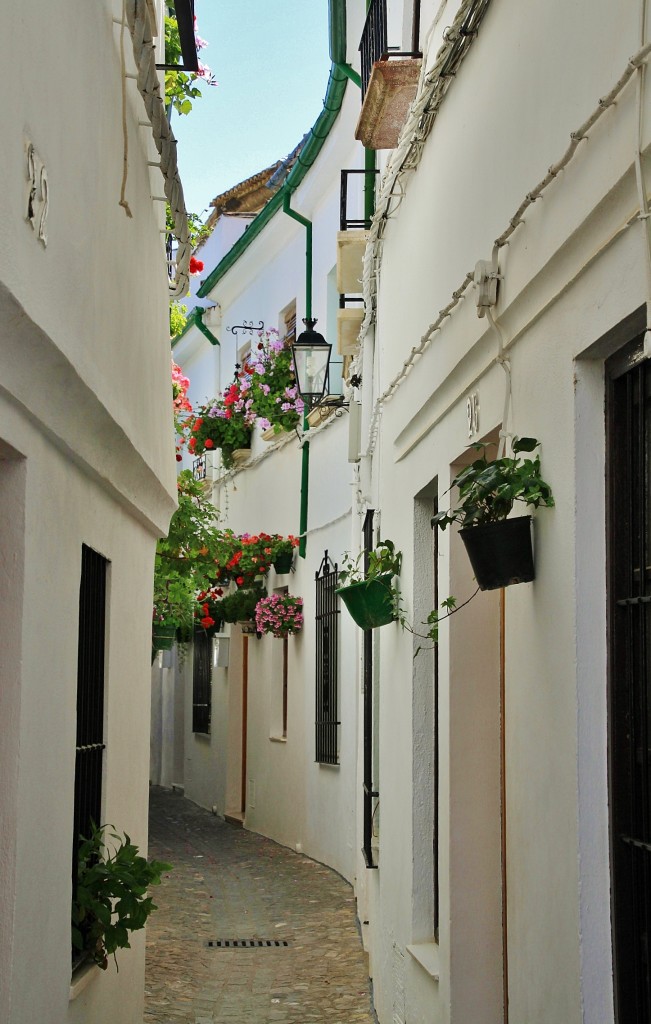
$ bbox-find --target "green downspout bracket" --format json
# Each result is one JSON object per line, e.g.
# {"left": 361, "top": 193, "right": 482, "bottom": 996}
{"left": 171, "top": 306, "right": 220, "bottom": 348}
{"left": 335, "top": 62, "right": 362, "bottom": 88}
{"left": 195, "top": 309, "right": 220, "bottom": 346}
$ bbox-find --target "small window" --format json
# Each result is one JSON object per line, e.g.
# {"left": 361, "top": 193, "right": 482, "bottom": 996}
{"left": 192, "top": 631, "right": 212, "bottom": 734}
{"left": 73, "top": 545, "right": 108, "bottom": 962}
{"left": 280, "top": 299, "right": 296, "bottom": 345}
{"left": 73, "top": 545, "right": 108, "bottom": 848}
{"left": 315, "top": 552, "right": 340, "bottom": 764}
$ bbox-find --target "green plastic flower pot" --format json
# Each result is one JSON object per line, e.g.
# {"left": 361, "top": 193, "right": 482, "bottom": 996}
{"left": 336, "top": 574, "right": 396, "bottom": 629}
{"left": 152, "top": 624, "right": 177, "bottom": 651}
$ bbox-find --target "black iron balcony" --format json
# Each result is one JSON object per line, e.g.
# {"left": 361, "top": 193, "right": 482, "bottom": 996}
{"left": 360, "top": 0, "right": 388, "bottom": 95}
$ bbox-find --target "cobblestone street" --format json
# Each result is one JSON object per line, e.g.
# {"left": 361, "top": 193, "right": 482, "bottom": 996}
{"left": 144, "top": 787, "right": 376, "bottom": 1024}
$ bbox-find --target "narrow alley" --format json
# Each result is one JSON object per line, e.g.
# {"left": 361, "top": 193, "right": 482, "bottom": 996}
{"left": 144, "top": 787, "right": 377, "bottom": 1024}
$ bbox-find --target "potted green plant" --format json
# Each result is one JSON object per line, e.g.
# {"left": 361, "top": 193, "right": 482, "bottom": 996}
{"left": 152, "top": 471, "right": 225, "bottom": 658}
{"left": 336, "top": 540, "right": 402, "bottom": 629}
{"left": 432, "top": 436, "right": 554, "bottom": 590}
{"left": 72, "top": 823, "right": 171, "bottom": 972}
{"left": 212, "top": 583, "right": 267, "bottom": 628}
{"left": 270, "top": 534, "right": 299, "bottom": 574}
{"left": 187, "top": 388, "right": 254, "bottom": 469}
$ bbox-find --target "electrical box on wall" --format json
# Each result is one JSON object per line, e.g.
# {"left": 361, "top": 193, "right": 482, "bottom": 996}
{"left": 348, "top": 401, "right": 362, "bottom": 463}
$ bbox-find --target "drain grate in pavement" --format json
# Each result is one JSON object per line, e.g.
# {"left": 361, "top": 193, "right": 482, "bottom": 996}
{"left": 206, "top": 939, "right": 290, "bottom": 948}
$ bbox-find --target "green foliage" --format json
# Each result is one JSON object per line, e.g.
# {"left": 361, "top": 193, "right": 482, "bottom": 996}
{"left": 188, "top": 400, "right": 253, "bottom": 469}
{"left": 432, "top": 436, "right": 555, "bottom": 531}
{"left": 170, "top": 301, "right": 188, "bottom": 338}
{"left": 153, "top": 471, "right": 223, "bottom": 633}
{"left": 166, "top": 204, "right": 211, "bottom": 250}
{"left": 72, "top": 824, "right": 171, "bottom": 971}
{"left": 164, "top": 16, "right": 202, "bottom": 116}
{"left": 337, "top": 538, "right": 476, "bottom": 657}
{"left": 213, "top": 584, "right": 267, "bottom": 624}
{"left": 338, "top": 539, "right": 402, "bottom": 587}
{"left": 246, "top": 335, "right": 302, "bottom": 434}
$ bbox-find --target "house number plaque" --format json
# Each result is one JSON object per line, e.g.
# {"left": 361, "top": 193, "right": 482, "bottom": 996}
{"left": 466, "top": 391, "right": 480, "bottom": 438}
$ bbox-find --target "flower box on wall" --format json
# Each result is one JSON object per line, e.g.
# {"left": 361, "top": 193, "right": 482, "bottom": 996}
{"left": 231, "top": 448, "right": 252, "bottom": 465}
{"left": 355, "top": 58, "right": 422, "bottom": 150}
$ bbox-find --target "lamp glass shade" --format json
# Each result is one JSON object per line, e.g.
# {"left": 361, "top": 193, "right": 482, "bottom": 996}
{"left": 292, "top": 332, "right": 332, "bottom": 404}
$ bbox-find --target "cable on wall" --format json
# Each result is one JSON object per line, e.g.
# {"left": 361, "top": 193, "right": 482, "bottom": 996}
{"left": 124, "top": 0, "right": 191, "bottom": 298}
{"left": 361, "top": 37, "right": 651, "bottom": 458}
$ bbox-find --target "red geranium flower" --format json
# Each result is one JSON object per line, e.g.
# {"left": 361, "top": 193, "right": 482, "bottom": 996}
{"left": 200, "top": 615, "right": 215, "bottom": 629}
{"left": 236, "top": 576, "right": 244, "bottom": 585}
{"left": 204, "top": 438, "right": 214, "bottom": 449}
{"left": 189, "top": 256, "right": 204, "bottom": 275}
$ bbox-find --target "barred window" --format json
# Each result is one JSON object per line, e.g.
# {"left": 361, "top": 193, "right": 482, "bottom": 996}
{"left": 192, "top": 630, "right": 212, "bottom": 734}
{"left": 74, "top": 545, "right": 108, "bottom": 851}
{"left": 315, "top": 552, "right": 340, "bottom": 764}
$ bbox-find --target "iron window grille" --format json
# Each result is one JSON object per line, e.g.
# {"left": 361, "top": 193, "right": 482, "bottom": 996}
{"left": 72, "top": 544, "right": 108, "bottom": 963}
{"left": 74, "top": 545, "right": 108, "bottom": 851}
{"left": 359, "top": 0, "right": 421, "bottom": 96}
{"left": 315, "top": 552, "right": 340, "bottom": 765}
{"left": 192, "top": 630, "right": 212, "bottom": 734}
{"left": 607, "top": 336, "right": 651, "bottom": 1023}
{"left": 359, "top": 0, "right": 388, "bottom": 95}
{"left": 340, "top": 168, "right": 379, "bottom": 231}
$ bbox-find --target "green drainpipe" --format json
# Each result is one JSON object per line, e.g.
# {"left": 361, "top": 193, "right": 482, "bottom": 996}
{"left": 195, "top": 309, "right": 220, "bottom": 347}
{"left": 281, "top": 192, "right": 313, "bottom": 560}
{"left": 282, "top": 193, "right": 313, "bottom": 322}
{"left": 171, "top": 306, "right": 220, "bottom": 348}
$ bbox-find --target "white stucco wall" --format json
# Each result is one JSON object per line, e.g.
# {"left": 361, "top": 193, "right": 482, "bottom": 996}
{"left": 355, "top": 2, "right": 648, "bottom": 1022}
{"left": 168, "top": 23, "right": 367, "bottom": 889}
{"left": 0, "top": 1, "right": 177, "bottom": 1021}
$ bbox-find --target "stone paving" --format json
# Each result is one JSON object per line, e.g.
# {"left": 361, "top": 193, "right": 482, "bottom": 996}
{"left": 144, "top": 786, "right": 377, "bottom": 1024}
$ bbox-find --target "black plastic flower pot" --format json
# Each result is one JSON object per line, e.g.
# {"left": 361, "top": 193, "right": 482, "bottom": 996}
{"left": 336, "top": 574, "right": 396, "bottom": 629}
{"left": 273, "top": 552, "right": 294, "bottom": 574}
{"left": 459, "top": 516, "right": 535, "bottom": 591}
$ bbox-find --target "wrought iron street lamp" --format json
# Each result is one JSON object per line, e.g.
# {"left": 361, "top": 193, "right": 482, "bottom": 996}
{"left": 291, "top": 318, "right": 332, "bottom": 409}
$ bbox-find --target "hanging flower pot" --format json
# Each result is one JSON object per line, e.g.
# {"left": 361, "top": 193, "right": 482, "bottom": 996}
{"left": 336, "top": 574, "right": 396, "bottom": 629}
{"left": 459, "top": 516, "right": 535, "bottom": 591}
{"left": 273, "top": 551, "right": 294, "bottom": 574}
{"left": 255, "top": 593, "right": 303, "bottom": 637}
{"left": 152, "top": 624, "right": 176, "bottom": 651}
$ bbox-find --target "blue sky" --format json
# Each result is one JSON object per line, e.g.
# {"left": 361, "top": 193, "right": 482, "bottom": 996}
{"left": 173, "top": 1, "right": 332, "bottom": 218}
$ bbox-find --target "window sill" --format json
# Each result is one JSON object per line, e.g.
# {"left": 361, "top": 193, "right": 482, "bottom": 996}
{"left": 269, "top": 735, "right": 287, "bottom": 744}
{"left": 69, "top": 960, "right": 98, "bottom": 1000}
{"left": 406, "top": 941, "right": 440, "bottom": 980}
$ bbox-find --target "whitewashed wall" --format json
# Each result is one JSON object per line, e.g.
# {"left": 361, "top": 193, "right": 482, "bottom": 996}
{"left": 169, "top": 17, "right": 368, "bottom": 887}
{"left": 359, "top": 1, "right": 647, "bottom": 1023}
{"left": 0, "top": 1, "right": 176, "bottom": 1021}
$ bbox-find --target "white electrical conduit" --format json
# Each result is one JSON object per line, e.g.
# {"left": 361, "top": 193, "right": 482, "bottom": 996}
{"left": 361, "top": 37, "right": 651, "bottom": 458}
{"left": 485, "top": 307, "right": 512, "bottom": 459}
{"left": 124, "top": 0, "right": 191, "bottom": 298}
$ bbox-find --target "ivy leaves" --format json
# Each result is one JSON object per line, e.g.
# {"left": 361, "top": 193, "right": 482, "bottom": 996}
{"left": 72, "top": 824, "right": 171, "bottom": 970}
{"left": 432, "top": 436, "right": 554, "bottom": 530}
